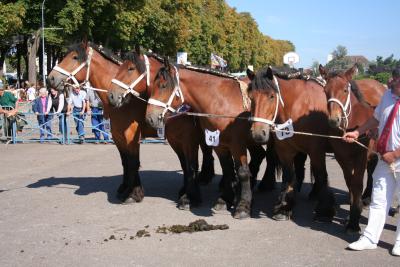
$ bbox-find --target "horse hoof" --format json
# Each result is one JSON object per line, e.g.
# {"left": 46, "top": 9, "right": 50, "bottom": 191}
{"left": 212, "top": 198, "right": 227, "bottom": 211}
{"left": 178, "top": 195, "right": 191, "bottom": 210}
{"left": 233, "top": 201, "right": 251, "bottom": 219}
{"left": 121, "top": 197, "right": 136, "bottom": 205}
{"left": 272, "top": 213, "right": 290, "bottom": 221}
{"left": 233, "top": 210, "right": 250, "bottom": 219}
{"left": 131, "top": 186, "right": 144, "bottom": 202}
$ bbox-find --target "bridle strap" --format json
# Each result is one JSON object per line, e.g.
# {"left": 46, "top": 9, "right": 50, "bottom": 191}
{"left": 327, "top": 83, "right": 352, "bottom": 128}
{"left": 110, "top": 55, "right": 150, "bottom": 98}
{"left": 248, "top": 75, "right": 283, "bottom": 126}
{"left": 148, "top": 66, "right": 184, "bottom": 118}
{"left": 52, "top": 47, "right": 94, "bottom": 89}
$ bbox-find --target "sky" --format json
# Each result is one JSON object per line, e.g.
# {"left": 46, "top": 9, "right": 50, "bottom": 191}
{"left": 226, "top": 0, "right": 400, "bottom": 68}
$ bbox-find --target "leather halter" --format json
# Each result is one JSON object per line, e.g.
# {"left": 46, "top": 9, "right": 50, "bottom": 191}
{"left": 110, "top": 55, "right": 150, "bottom": 98}
{"left": 147, "top": 66, "right": 184, "bottom": 119}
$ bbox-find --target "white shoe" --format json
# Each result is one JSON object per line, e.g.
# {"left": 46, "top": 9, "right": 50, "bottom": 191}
{"left": 392, "top": 242, "right": 400, "bottom": 256}
{"left": 348, "top": 236, "right": 377, "bottom": 251}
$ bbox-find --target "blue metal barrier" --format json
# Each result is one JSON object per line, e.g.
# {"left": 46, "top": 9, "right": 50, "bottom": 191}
{"left": 1, "top": 108, "right": 166, "bottom": 144}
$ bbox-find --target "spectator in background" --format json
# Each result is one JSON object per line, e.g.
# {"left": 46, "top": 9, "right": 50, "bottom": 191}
{"left": 47, "top": 88, "right": 68, "bottom": 142}
{"left": 32, "top": 88, "right": 52, "bottom": 143}
{"left": 26, "top": 81, "right": 36, "bottom": 102}
{"left": 86, "top": 89, "right": 109, "bottom": 144}
{"left": 0, "top": 81, "right": 18, "bottom": 138}
{"left": 67, "top": 87, "right": 86, "bottom": 144}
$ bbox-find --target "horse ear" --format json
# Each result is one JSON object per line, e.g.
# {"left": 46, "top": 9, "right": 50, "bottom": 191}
{"left": 163, "top": 57, "right": 170, "bottom": 71}
{"left": 265, "top": 66, "right": 273, "bottom": 80}
{"left": 345, "top": 64, "right": 358, "bottom": 80}
{"left": 319, "top": 64, "right": 328, "bottom": 79}
{"left": 135, "top": 44, "right": 141, "bottom": 55}
{"left": 82, "top": 36, "right": 88, "bottom": 49}
{"left": 247, "top": 68, "right": 255, "bottom": 81}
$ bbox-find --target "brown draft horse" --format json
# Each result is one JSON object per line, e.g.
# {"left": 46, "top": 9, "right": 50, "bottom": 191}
{"left": 47, "top": 42, "right": 215, "bottom": 206}
{"left": 247, "top": 67, "right": 335, "bottom": 222}
{"left": 107, "top": 51, "right": 217, "bottom": 209}
{"left": 319, "top": 65, "right": 386, "bottom": 232}
{"left": 144, "top": 61, "right": 278, "bottom": 219}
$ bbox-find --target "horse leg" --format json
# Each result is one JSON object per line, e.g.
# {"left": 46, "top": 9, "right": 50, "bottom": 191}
{"left": 117, "top": 151, "right": 144, "bottom": 204}
{"left": 248, "top": 144, "right": 266, "bottom": 190}
{"left": 310, "top": 152, "right": 335, "bottom": 222}
{"left": 362, "top": 153, "right": 378, "bottom": 206}
{"left": 346, "top": 152, "right": 367, "bottom": 234}
{"left": 272, "top": 162, "right": 296, "bottom": 221}
{"left": 179, "top": 142, "right": 202, "bottom": 209}
{"left": 213, "top": 148, "right": 236, "bottom": 211}
{"left": 294, "top": 152, "right": 307, "bottom": 192}
{"left": 117, "top": 150, "right": 129, "bottom": 195}
{"left": 258, "top": 139, "right": 278, "bottom": 192}
{"left": 232, "top": 147, "right": 252, "bottom": 219}
{"left": 198, "top": 140, "right": 215, "bottom": 185}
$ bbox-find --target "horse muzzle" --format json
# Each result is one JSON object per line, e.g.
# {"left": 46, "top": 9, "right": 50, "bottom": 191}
{"left": 48, "top": 70, "right": 72, "bottom": 91}
{"left": 146, "top": 112, "right": 165, "bottom": 129}
{"left": 328, "top": 115, "right": 341, "bottom": 129}
{"left": 108, "top": 91, "right": 124, "bottom": 108}
{"left": 251, "top": 125, "right": 270, "bottom": 144}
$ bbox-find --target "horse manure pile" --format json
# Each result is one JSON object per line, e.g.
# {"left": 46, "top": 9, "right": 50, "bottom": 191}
{"left": 136, "top": 229, "right": 151, "bottom": 238}
{"left": 157, "top": 219, "right": 229, "bottom": 234}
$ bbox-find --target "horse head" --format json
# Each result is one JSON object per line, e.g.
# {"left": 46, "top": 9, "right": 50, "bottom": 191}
{"left": 146, "top": 58, "right": 183, "bottom": 129}
{"left": 247, "top": 66, "right": 280, "bottom": 144}
{"left": 47, "top": 41, "right": 92, "bottom": 91}
{"left": 108, "top": 50, "right": 150, "bottom": 108}
{"left": 320, "top": 64, "right": 358, "bottom": 129}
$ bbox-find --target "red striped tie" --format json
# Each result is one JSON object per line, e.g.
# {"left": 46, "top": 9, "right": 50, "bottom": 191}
{"left": 376, "top": 99, "right": 400, "bottom": 155}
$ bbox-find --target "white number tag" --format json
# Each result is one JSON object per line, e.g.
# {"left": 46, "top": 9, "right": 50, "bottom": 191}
{"left": 275, "top": 119, "right": 294, "bottom": 140}
{"left": 205, "top": 129, "right": 220, "bottom": 146}
{"left": 157, "top": 127, "right": 165, "bottom": 138}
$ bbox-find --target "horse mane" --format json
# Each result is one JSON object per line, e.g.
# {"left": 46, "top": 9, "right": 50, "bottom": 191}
{"left": 67, "top": 42, "right": 123, "bottom": 65}
{"left": 179, "top": 64, "right": 238, "bottom": 80}
{"left": 349, "top": 80, "right": 370, "bottom": 107}
{"left": 122, "top": 52, "right": 146, "bottom": 74}
{"left": 272, "top": 66, "right": 326, "bottom": 87}
{"left": 249, "top": 67, "right": 279, "bottom": 93}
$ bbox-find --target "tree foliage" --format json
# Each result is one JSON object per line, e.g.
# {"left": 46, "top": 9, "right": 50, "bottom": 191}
{"left": 2, "top": 0, "right": 295, "bottom": 74}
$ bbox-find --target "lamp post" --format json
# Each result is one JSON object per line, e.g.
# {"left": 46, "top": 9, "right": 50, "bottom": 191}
{"left": 41, "top": 0, "right": 46, "bottom": 86}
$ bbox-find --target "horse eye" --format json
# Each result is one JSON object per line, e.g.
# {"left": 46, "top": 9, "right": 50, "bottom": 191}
{"left": 73, "top": 56, "right": 78, "bottom": 60}
{"left": 270, "top": 94, "right": 275, "bottom": 99}
{"left": 128, "top": 67, "right": 135, "bottom": 71}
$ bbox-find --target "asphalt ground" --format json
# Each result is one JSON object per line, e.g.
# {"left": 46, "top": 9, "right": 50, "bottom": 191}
{"left": 0, "top": 143, "right": 399, "bottom": 266}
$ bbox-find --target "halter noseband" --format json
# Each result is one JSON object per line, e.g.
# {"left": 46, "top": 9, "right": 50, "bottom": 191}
{"left": 248, "top": 75, "right": 284, "bottom": 126}
{"left": 147, "top": 66, "right": 185, "bottom": 119}
{"left": 110, "top": 55, "right": 150, "bottom": 98}
{"left": 327, "top": 83, "right": 352, "bottom": 128}
{"left": 53, "top": 47, "right": 94, "bottom": 89}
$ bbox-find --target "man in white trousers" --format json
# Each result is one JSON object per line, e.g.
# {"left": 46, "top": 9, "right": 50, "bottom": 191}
{"left": 343, "top": 68, "right": 400, "bottom": 256}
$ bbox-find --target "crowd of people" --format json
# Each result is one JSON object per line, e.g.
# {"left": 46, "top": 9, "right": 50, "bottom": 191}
{"left": 0, "top": 80, "right": 111, "bottom": 144}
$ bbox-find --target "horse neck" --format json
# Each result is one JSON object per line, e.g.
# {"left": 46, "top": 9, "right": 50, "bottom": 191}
{"left": 88, "top": 54, "right": 119, "bottom": 105}
{"left": 179, "top": 70, "right": 244, "bottom": 116}
{"left": 278, "top": 79, "right": 327, "bottom": 121}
